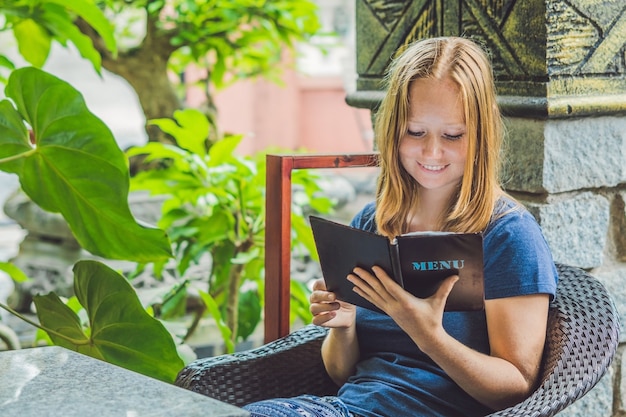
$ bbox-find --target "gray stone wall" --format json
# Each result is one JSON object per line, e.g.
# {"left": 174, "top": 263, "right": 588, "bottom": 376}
{"left": 505, "top": 115, "right": 626, "bottom": 416}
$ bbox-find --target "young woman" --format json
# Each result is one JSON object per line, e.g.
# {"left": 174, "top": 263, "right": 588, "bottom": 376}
{"left": 244, "top": 36, "right": 558, "bottom": 417}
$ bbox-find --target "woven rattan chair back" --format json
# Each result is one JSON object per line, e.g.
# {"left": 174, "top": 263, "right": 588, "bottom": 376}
{"left": 488, "top": 263, "right": 619, "bottom": 416}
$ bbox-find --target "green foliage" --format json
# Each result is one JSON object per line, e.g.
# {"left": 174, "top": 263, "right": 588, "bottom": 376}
{"left": 0, "top": 67, "right": 181, "bottom": 382}
{"left": 0, "top": 0, "right": 117, "bottom": 74}
{"left": 33, "top": 260, "right": 184, "bottom": 383}
{"left": 0, "top": 0, "right": 328, "bottom": 376}
{"left": 101, "top": 0, "right": 321, "bottom": 89}
{"left": 198, "top": 290, "right": 234, "bottom": 353}
{"left": 0, "top": 261, "right": 29, "bottom": 283}
{"left": 128, "top": 108, "right": 330, "bottom": 350}
{"left": 0, "top": 67, "right": 172, "bottom": 263}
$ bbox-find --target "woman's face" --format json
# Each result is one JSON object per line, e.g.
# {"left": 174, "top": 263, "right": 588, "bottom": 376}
{"left": 399, "top": 76, "right": 468, "bottom": 199}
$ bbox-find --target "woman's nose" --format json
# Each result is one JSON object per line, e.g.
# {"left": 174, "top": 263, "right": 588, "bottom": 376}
{"left": 422, "top": 136, "right": 442, "bottom": 157}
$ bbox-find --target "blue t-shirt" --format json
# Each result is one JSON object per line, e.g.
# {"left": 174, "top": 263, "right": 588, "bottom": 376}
{"left": 337, "top": 198, "right": 558, "bottom": 417}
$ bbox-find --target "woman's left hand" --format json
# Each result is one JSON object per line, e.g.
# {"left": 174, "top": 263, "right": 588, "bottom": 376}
{"left": 347, "top": 266, "right": 458, "bottom": 346}
{"left": 349, "top": 265, "right": 551, "bottom": 410}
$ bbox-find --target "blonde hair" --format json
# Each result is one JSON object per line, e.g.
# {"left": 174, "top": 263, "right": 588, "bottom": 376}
{"left": 374, "top": 37, "right": 505, "bottom": 237}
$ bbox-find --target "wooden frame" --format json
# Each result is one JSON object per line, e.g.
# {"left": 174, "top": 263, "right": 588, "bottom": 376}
{"left": 264, "top": 153, "right": 379, "bottom": 343}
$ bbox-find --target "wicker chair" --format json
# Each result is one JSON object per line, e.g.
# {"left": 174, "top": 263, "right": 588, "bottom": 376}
{"left": 175, "top": 154, "right": 620, "bottom": 416}
{"left": 177, "top": 263, "right": 619, "bottom": 416}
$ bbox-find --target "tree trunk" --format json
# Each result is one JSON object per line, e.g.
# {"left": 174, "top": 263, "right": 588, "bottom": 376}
{"left": 226, "top": 237, "right": 255, "bottom": 345}
{"left": 103, "top": 50, "right": 182, "bottom": 145}
{"left": 226, "top": 262, "right": 243, "bottom": 345}
{"left": 76, "top": 16, "right": 183, "bottom": 145}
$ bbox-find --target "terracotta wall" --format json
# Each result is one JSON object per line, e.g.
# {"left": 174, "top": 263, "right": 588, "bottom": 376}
{"left": 185, "top": 67, "right": 373, "bottom": 156}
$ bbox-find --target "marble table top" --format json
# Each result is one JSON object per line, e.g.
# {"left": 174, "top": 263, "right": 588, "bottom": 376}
{"left": 0, "top": 346, "right": 249, "bottom": 417}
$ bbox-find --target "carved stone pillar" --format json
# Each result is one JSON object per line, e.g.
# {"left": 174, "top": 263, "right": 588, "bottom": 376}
{"left": 346, "top": 1, "right": 625, "bottom": 414}
{"left": 348, "top": 0, "right": 626, "bottom": 116}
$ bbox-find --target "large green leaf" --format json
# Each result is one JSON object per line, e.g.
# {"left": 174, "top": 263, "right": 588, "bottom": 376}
{"left": 0, "top": 67, "right": 172, "bottom": 263}
{"left": 46, "top": 0, "right": 117, "bottom": 56}
{"left": 1, "top": 0, "right": 116, "bottom": 73}
{"left": 0, "top": 99, "right": 30, "bottom": 174}
{"left": 237, "top": 289, "right": 261, "bottom": 341}
{"left": 149, "top": 109, "right": 210, "bottom": 157}
{"left": 34, "top": 260, "right": 184, "bottom": 383}
{"left": 0, "top": 262, "right": 29, "bottom": 283}
{"left": 198, "top": 290, "right": 234, "bottom": 353}
{"left": 13, "top": 18, "right": 52, "bottom": 68}
{"left": 33, "top": 292, "right": 92, "bottom": 350}
{"left": 207, "top": 133, "right": 242, "bottom": 166}
{"left": 39, "top": 3, "right": 104, "bottom": 74}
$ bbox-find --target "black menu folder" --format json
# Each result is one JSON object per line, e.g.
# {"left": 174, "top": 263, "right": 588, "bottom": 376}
{"left": 309, "top": 215, "right": 485, "bottom": 312}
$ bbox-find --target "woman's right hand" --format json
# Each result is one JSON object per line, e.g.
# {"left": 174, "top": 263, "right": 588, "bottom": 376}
{"left": 309, "top": 278, "right": 356, "bottom": 328}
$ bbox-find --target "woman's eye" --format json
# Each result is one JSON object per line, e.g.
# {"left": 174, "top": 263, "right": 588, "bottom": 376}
{"left": 407, "top": 129, "right": 425, "bottom": 137}
{"left": 444, "top": 133, "right": 464, "bottom": 140}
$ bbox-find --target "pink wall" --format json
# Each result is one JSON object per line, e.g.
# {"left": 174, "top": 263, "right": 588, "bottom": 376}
{"left": 185, "top": 67, "right": 373, "bottom": 156}
{"left": 298, "top": 76, "right": 373, "bottom": 154}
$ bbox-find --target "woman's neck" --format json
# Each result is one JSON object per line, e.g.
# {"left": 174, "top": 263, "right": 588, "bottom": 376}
{"left": 407, "top": 187, "right": 454, "bottom": 232}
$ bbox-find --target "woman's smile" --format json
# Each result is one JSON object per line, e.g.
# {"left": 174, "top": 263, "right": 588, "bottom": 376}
{"left": 418, "top": 162, "right": 449, "bottom": 172}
